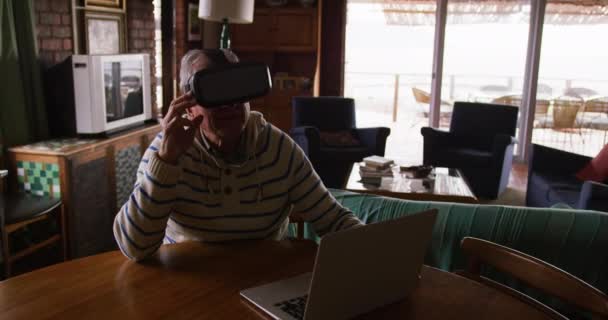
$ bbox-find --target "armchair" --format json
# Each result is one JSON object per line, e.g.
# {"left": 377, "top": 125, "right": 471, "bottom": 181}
{"left": 421, "top": 102, "right": 518, "bottom": 199}
{"left": 291, "top": 97, "right": 390, "bottom": 188}
{"left": 526, "top": 144, "right": 608, "bottom": 211}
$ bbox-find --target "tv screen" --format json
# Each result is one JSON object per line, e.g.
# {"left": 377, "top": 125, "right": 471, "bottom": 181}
{"left": 104, "top": 60, "right": 144, "bottom": 123}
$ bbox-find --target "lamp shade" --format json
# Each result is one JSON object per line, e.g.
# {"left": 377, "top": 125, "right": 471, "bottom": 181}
{"left": 198, "top": 0, "right": 254, "bottom": 24}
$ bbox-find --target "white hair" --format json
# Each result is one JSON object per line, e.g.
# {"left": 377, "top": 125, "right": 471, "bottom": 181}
{"left": 178, "top": 49, "right": 239, "bottom": 93}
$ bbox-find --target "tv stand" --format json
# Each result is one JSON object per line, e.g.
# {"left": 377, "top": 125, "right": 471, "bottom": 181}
{"left": 78, "top": 119, "right": 159, "bottom": 139}
{"left": 8, "top": 123, "right": 161, "bottom": 259}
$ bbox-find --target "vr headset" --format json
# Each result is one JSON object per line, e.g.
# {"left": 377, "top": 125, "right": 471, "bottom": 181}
{"left": 187, "top": 62, "right": 272, "bottom": 108}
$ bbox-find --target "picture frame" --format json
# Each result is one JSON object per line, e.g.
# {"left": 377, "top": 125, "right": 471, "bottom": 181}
{"left": 188, "top": 3, "right": 202, "bottom": 42}
{"left": 85, "top": 0, "right": 125, "bottom": 10}
{"left": 84, "top": 11, "right": 125, "bottom": 54}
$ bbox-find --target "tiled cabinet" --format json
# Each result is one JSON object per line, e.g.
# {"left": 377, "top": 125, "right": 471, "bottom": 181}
{"left": 8, "top": 124, "right": 161, "bottom": 258}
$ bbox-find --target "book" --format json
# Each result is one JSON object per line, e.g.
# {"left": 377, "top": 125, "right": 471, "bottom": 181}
{"left": 363, "top": 155, "right": 394, "bottom": 170}
{"left": 359, "top": 164, "right": 392, "bottom": 174}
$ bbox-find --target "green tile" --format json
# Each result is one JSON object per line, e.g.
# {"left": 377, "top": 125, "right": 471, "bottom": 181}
{"left": 17, "top": 161, "right": 23, "bottom": 168}
{"left": 53, "top": 171, "right": 59, "bottom": 178}
{"left": 40, "top": 170, "right": 47, "bottom": 177}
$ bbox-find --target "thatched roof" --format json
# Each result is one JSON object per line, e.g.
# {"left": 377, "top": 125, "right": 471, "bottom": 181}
{"left": 349, "top": 0, "right": 608, "bottom": 25}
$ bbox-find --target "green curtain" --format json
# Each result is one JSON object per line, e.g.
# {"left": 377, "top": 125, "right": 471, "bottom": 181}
{"left": 0, "top": 0, "right": 48, "bottom": 150}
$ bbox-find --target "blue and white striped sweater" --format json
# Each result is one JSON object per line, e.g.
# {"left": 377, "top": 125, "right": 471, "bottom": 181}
{"left": 113, "top": 111, "right": 363, "bottom": 260}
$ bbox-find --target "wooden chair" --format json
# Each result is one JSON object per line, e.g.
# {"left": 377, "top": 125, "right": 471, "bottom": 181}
{"left": 0, "top": 169, "right": 68, "bottom": 278}
{"left": 491, "top": 94, "right": 522, "bottom": 107}
{"left": 459, "top": 237, "right": 608, "bottom": 320}
{"left": 491, "top": 95, "right": 551, "bottom": 128}
{"left": 582, "top": 96, "right": 608, "bottom": 144}
{"left": 412, "top": 87, "right": 453, "bottom": 127}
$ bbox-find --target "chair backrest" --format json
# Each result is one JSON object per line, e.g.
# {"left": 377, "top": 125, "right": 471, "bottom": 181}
{"left": 492, "top": 95, "right": 521, "bottom": 107}
{"left": 292, "top": 96, "right": 356, "bottom": 130}
{"left": 449, "top": 102, "right": 519, "bottom": 138}
{"left": 412, "top": 87, "right": 431, "bottom": 104}
{"left": 552, "top": 96, "right": 583, "bottom": 129}
{"left": 584, "top": 96, "right": 608, "bottom": 113}
{"left": 535, "top": 99, "right": 551, "bottom": 115}
{"left": 461, "top": 237, "right": 608, "bottom": 319}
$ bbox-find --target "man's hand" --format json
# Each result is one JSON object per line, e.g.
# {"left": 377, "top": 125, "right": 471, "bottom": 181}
{"left": 158, "top": 93, "right": 204, "bottom": 165}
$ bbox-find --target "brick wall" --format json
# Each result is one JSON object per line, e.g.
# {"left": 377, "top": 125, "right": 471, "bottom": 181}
{"left": 34, "top": 0, "right": 158, "bottom": 112}
{"left": 127, "top": 0, "right": 157, "bottom": 112}
{"left": 35, "top": 0, "right": 72, "bottom": 65}
{"left": 175, "top": 0, "right": 206, "bottom": 95}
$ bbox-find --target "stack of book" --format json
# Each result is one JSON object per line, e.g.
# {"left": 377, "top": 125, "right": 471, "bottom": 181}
{"left": 359, "top": 156, "right": 395, "bottom": 185}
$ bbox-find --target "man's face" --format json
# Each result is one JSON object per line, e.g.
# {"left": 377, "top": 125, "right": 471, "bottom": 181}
{"left": 186, "top": 56, "right": 248, "bottom": 142}
{"left": 187, "top": 102, "right": 248, "bottom": 140}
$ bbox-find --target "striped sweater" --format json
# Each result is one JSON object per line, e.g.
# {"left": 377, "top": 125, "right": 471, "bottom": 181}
{"left": 113, "top": 111, "right": 363, "bottom": 260}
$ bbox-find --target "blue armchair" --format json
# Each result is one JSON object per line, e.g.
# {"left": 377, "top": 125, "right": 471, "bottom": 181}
{"left": 421, "top": 102, "right": 518, "bottom": 199}
{"left": 527, "top": 144, "right": 608, "bottom": 211}
{"left": 290, "top": 97, "right": 391, "bottom": 188}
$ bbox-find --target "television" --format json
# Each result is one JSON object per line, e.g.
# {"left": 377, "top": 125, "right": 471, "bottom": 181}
{"left": 46, "top": 54, "right": 154, "bottom": 137}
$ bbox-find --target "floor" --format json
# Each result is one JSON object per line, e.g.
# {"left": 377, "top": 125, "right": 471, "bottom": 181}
{"left": 509, "top": 162, "right": 528, "bottom": 192}
{"left": 484, "top": 162, "right": 528, "bottom": 206}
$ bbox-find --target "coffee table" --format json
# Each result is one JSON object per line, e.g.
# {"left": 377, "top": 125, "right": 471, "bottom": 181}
{"left": 345, "top": 163, "right": 478, "bottom": 203}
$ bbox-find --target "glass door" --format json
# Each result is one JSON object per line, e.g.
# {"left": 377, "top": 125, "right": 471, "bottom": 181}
{"left": 344, "top": 1, "right": 437, "bottom": 164}
{"left": 439, "top": 0, "right": 532, "bottom": 137}
{"left": 533, "top": 1, "right": 608, "bottom": 156}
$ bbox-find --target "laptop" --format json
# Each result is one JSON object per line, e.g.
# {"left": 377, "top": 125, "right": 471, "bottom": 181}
{"left": 240, "top": 209, "right": 438, "bottom": 320}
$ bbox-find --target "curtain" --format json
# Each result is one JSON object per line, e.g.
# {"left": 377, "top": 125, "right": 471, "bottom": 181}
{"left": 0, "top": 0, "right": 48, "bottom": 150}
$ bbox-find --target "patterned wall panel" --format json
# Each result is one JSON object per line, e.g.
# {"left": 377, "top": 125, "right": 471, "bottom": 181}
{"left": 115, "top": 145, "right": 142, "bottom": 209}
{"left": 16, "top": 161, "right": 61, "bottom": 198}
{"left": 70, "top": 157, "right": 113, "bottom": 257}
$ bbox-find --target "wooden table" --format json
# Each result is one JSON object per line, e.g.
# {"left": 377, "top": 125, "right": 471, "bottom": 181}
{"left": 0, "top": 240, "right": 551, "bottom": 320}
{"left": 346, "top": 164, "right": 478, "bottom": 203}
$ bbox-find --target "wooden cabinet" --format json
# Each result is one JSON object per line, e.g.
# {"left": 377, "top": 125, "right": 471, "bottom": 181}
{"left": 232, "top": 8, "right": 317, "bottom": 52}
{"left": 249, "top": 89, "right": 309, "bottom": 133}
{"left": 232, "top": 3, "right": 321, "bottom": 133}
{"left": 274, "top": 9, "right": 317, "bottom": 51}
{"left": 231, "top": 10, "right": 274, "bottom": 50}
{"left": 8, "top": 124, "right": 161, "bottom": 259}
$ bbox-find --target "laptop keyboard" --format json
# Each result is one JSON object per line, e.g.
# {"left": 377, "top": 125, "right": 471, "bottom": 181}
{"left": 274, "top": 294, "right": 308, "bottom": 320}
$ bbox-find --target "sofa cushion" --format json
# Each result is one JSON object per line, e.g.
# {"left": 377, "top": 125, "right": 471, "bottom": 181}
{"left": 530, "top": 172, "right": 582, "bottom": 208}
{"left": 576, "top": 143, "right": 608, "bottom": 183}
{"left": 319, "top": 130, "right": 361, "bottom": 148}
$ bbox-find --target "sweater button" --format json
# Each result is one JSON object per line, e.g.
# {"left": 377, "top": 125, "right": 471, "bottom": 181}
{"left": 224, "top": 186, "right": 232, "bottom": 195}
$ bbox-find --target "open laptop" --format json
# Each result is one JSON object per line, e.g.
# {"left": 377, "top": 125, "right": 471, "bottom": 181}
{"left": 240, "top": 209, "right": 438, "bottom": 320}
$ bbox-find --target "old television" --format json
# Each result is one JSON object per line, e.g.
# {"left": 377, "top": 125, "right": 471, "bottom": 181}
{"left": 46, "top": 54, "right": 153, "bottom": 137}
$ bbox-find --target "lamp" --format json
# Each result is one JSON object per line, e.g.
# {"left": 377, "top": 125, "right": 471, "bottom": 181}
{"left": 198, "top": 0, "right": 255, "bottom": 49}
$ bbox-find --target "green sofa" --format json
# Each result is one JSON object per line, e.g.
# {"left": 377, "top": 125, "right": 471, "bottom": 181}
{"left": 291, "top": 189, "right": 608, "bottom": 317}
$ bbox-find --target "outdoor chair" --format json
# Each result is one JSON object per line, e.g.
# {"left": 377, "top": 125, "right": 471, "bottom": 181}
{"left": 412, "top": 87, "right": 452, "bottom": 127}
{"left": 581, "top": 96, "right": 608, "bottom": 144}
{"left": 550, "top": 96, "right": 584, "bottom": 147}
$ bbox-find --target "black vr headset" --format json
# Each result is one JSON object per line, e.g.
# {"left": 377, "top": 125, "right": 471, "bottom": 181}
{"left": 187, "top": 62, "right": 272, "bottom": 108}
